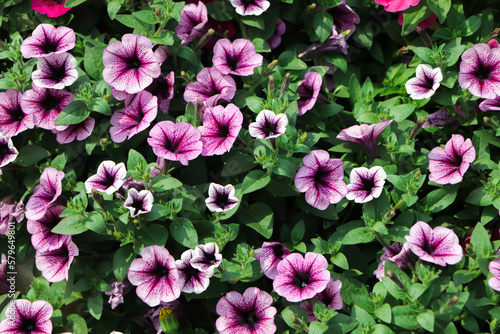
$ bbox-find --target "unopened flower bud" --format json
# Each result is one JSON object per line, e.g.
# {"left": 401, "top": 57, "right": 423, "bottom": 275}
{"left": 416, "top": 26, "right": 433, "bottom": 49}
{"left": 484, "top": 116, "right": 499, "bottom": 129}
{"left": 279, "top": 73, "right": 290, "bottom": 98}
{"left": 306, "top": 3, "right": 316, "bottom": 11}
{"left": 195, "top": 28, "right": 214, "bottom": 52}
{"left": 268, "top": 75, "right": 275, "bottom": 93}
{"left": 409, "top": 117, "right": 426, "bottom": 141}
{"left": 384, "top": 209, "right": 396, "bottom": 220}
{"left": 155, "top": 8, "right": 162, "bottom": 17}
{"left": 396, "top": 46, "right": 409, "bottom": 57}
{"left": 490, "top": 28, "right": 500, "bottom": 39}
{"left": 342, "top": 29, "right": 351, "bottom": 36}
{"left": 446, "top": 295, "right": 459, "bottom": 307}
{"left": 265, "top": 59, "right": 278, "bottom": 73}
{"left": 180, "top": 71, "right": 189, "bottom": 82}
{"left": 100, "top": 138, "right": 108, "bottom": 146}
{"left": 92, "top": 189, "right": 105, "bottom": 209}
{"left": 196, "top": 98, "right": 204, "bottom": 121}
{"left": 159, "top": 307, "right": 180, "bottom": 334}
{"left": 386, "top": 269, "right": 405, "bottom": 289}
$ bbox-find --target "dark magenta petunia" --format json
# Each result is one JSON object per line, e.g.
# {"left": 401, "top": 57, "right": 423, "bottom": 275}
{"left": 199, "top": 103, "right": 243, "bottom": 156}
{"left": 128, "top": 245, "right": 181, "bottom": 307}
{"left": 422, "top": 109, "right": 460, "bottom": 128}
{"left": 184, "top": 67, "right": 237, "bottom": 107}
{"left": 248, "top": 109, "right": 288, "bottom": 140}
{"left": 254, "top": 241, "right": 290, "bottom": 279}
{"left": 267, "top": 19, "right": 286, "bottom": 50}
{"left": 103, "top": 34, "right": 161, "bottom": 94}
{"left": 294, "top": 150, "right": 347, "bottom": 211}
{"left": 190, "top": 242, "right": 223, "bottom": 272}
{"left": 405, "top": 64, "right": 443, "bottom": 100}
{"left": 31, "top": 52, "right": 78, "bottom": 89}
{"left": 0, "top": 299, "right": 53, "bottom": 333}
{"left": 147, "top": 121, "right": 203, "bottom": 166}
{"left": 0, "top": 89, "right": 34, "bottom": 137}
{"left": 230, "top": 0, "right": 270, "bottom": 16}
{"left": 273, "top": 252, "right": 330, "bottom": 302}
{"left": 85, "top": 160, "right": 127, "bottom": 195}
{"left": 25, "top": 167, "right": 65, "bottom": 221}
{"left": 298, "top": 27, "right": 348, "bottom": 58}
{"left": 346, "top": 166, "right": 387, "bottom": 204}
{"left": 489, "top": 256, "right": 500, "bottom": 292}
{"left": 52, "top": 116, "right": 95, "bottom": 144}
{"left": 124, "top": 189, "right": 154, "bottom": 217}
{"left": 20, "top": 23, "right": 75, "bottom": 58}
{"left": 216, "top": 287, "right": 277, "bottom": 334}
{"left": 27, "top": 204, "right": 71, "bottom": 252}
{"left": 328, "top": 1, "right": 360, "bottom": 35}
{"left": 297, "top": 72, "right": 323, "bottom": 116}
{"left": 374, "top": 0, "right": 419, "bottom": 12}
{"left": 110, "top": 90, "right": 158, "bottom": 143}
{"left": 31, "top": 0, "right": 71, "bottom": 17}
{"left": 299, "top": 278, "right": 343, "bottom": 322}
{"left": 373, "top": 242, "right": 413, "bottom": 280}
{"left": 212, "top": 39, "right": 263, "bottom": 76}
{"left": 35, "top": 239, "right": 79, "bottom": 282}
{"left": 205, "top": 183, "right": 239, "bottom": 213}
{"left": 146, "top": 71, "right": 175, "bottom": 113}
{"left": 176, "top": 249, "right": 214, "bottom": 294}
{"left": 428, "top": 134, "right": 475, "bottom": 185}
{"left": 0, "top": 134, "right": 18, "bottom": 168}
{"left": 175, "top": 1, "right": 208, "bottom": 46}
{"left": 458, "top": 43, "right": 500, "bottom": 99}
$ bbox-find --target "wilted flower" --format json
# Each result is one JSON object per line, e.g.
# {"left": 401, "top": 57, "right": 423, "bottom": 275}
{"left": 190, "top": 242, "right": 223, "bottom": 272}
{"left": 21, "top": 86, "right": 73, "bottom": 130}
{"left": 176, "top": 2, "right": 208, "bottom": 46}
{"left": 124, "top": 189, "right": 154, "bottom": 217}
{"left": 328, "top": 2, "right": 360, "bottom": 35}
{"left": 20, "top": 23, "right": 75, "bottom": 58}
{"left": 146, "top": 71, "right": 175, "bottom": 113}
{"left": 52, "top": 117, "right": 95, "bottom": 144}
{"left": 85, "top": 160, "right": 127, "bottom": 195}
{"left": 254, "top": 241, "right": 290, "bottom": 279}
{"left": 488, "top": 256, "right": 500, "bottom": 292}
{"left": 405, "top": 64, "right": 443, "bottom": 100}
{"left": 35, "top": 239, "right": 79, "bottom": 282}
{"left": 374, "top": 0, "right": 420, "bottom": 12}
{"left": 422, "top": 109, "right": 460, "bottom": 128}
{"left": 31, "top": 0, "right": 71, "bottom": 17}
{"left": 299, "top": 278, "right": 343, "bottom": 322}
{"left": 184, "top": 67, "right": 237, "bottom": 107}
{"left": 205, "top": 183, "right": 239, "bottom": 213}
{"left": 27, "top": 205, "right": 70, "bottom": 252}
{"left": 0, "top": 89, "right": 34, "bottom": 137}
{"left": 297, "top": 72, "right": 323, "bottom": 115}
{"left": 106, "top": 281, "right": 126, "bottom": 310}
{"left": 0, "top": 197, "right": 24, "bottom": 235}
{"left": 212, "top": 39, "right": 263, "bottom": 76}
{"left": 248, "top": 109, "right": 288, "bottom": 139}
{"left": 459, "top": 43, "right": 500, "bottom": 99}
{"left": 31, "top": 52, "right": 78, "bottom": 89}
{"left": 298, "top": 27, "right": 348, "bottom": 58}
{"left": 199, "top": 104, "right": 243, "bottom": 156}
{"left": 0, "top": 299, "right": 53, "bottom": 333}
{"left": 176, "top": 249, "right": 214, "bottom": 294}
{"left": 267, "top": 19, "right": 286, "bottom": 49}
{"left": 373, "top": 242, "right": 413, "bottom": 280}
{"left": 479, "top": 96, "right": 500, "bottom": 111}
{"left": 346, "top": 166, "right": 387, "bottom": 203}
{"left": 229, "top": 0, "right": 270, "bottom": 16}
{"left": 25, "top": 167, "right": 65, "bottom": 221}
{"left": 0, "top": 134, "right": 18, "bottom": 168}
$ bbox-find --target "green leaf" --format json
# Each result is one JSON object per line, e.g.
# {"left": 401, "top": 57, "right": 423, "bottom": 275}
{"left": 331, "top": 252, "right": 349, "bottom": 270}
{"left": 241, "top": 170, "right": 271, "bottom": 194}
{"left": 352, "top": 305, "right": 375, "bottom": 327}
{"left": 348, "top": 74, "right": 362, "bottom": 107}
{"left": 88, "top": 291, "right": 103, "bottom": 320}
{"left": 169, "top": 218, "right": 198, "bottom": 248}
{"left": 389, "top": 104, "right": 415, "bottom": 122}
{"left": 313, "top": 12, "right": 334, "bottom": 43}
{"left": 52, "top": 215, "right": 88, "bottom": 235}
{"left": 342, "top": 227, "right": 375, "bottom": 245}
{"left": 85, "top": 212, "right": 107, "bottom": 235}
{"left": 309, "top": 321, "right": 329, "bottom": 334}
{"left": 178, "top": 46, "right": 198, "bottom": 65}
{"left": 272, "top": 159, "right": 296, "bottom": 178}
{"left": 465, "top": 186, "right": 494, "bottom": 206}
{"left": 407, "top": 46, "right": 434, "bottom": 63}
{"left": 402, "top": 2, "right": 432, "bottom": 35}
{"left": 132, "top": 10, "right": 159, "bottom": 24}
{"left": 84, "top": 46, "right": 105, "bottom": 80}
{"left": 417, "top": 309, "right": 434, "bottom": 332}
{"left": 107, "top": 0, "right": 122, "bottom": 20}
{"left": 278, "top": 50, "right": 307, "bottom": 70}
{"left": 241, "top": 16, "right": 265, "bottom": 30}
{"left": 290, "top": 220, "right": 305, "bottom": 244}
{"left": 113, "top": 245, "right": 136, "bottom": 281}
{"left": 150, "top": 31, "right": 175, "bottom": 46}
{"left": 136, "top": 224, "right": 169, "bottom": 249}
{"left": 150, "top": 176, "right": 183, "bottom": 192}
{"left": 392, "top": 305, "right": 420, "bottom": 330}
{"left": 426, "top": 0, "right": 451, "bottom": 23}
{"left": 470, "top": 222, "right": 493, "bottom": 257}
{"left": 88, "top": 97, "right": 111, "bottom": 115}
{"left": 127, "top": 149, "right": 147, "bottom": 172}
{"left": 372, "top": 324, "right": 395, "bottom": 334}
{"left": 458, "top": 15, "right": 481, "bottom": 37}
{"left": 66, "top": 314, "right": 88, "bottom": 334}
{"left": 237, "top": 203, "right": 274, "bottom": 238}
{"left": 423, "top": 185, "right": 458, "bottom": 213}
{"left": 16, "top": 145, "right": 50, "bottom": 167}
{"left": 64, "top": 0, "right": 87, "bottom": 6}
{"left": 324, "top": 53, "right": 347, "bottom": 72}
{"left": 281, "top": 305, "right": 309, "bottom": 328}
{"left": 245, "top": 96, "right": 264, "bottom": 113}
{"left": 252, "top": 38, "right": 271, "bottom": 53}
{"left": 474, "top": 129, "right": 500, "bottom": 148}
{"left": 55, "top": 100, "right": 90, "bottom": 125}
{"left": 374, "top": 303, "right": 392, "bottom": 323}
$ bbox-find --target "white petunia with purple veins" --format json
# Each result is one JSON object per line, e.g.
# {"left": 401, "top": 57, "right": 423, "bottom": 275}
{"left": 31, "top": 52, "right": 78, "bottom": 89}
{"left": 176, "top": 249, "right": 214, "bottom": 294}
{"left": 124, "top": 189, "right": 154, "bottom": 217}
{"left": 405, "top": 64, "right": 443, "bottom": 100}
{"left": 212, "top": 38, "right": 263, "bottom": 76}
{"left": 205, "top": 183, "right": 239, "bottom": 213}
{"left": 85, "top": 160, "right": 127, "bottom": 195}
{"left": 190, "top": 242, "right": 223, "bottom": 272}
{"left": 20, "top": 23, "right": 75, "bottom": 59}
{"left": 346, "top": 166, "right": 387, "bottom": 203}
{"left": 248, "top": 109, "right": 288, "bottom": 140}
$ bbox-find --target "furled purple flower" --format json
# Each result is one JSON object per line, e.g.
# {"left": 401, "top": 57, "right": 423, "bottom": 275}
{"left": 27, "top": 205, "right": 70, "bottom": 252}
{"left": 205, "top": 183, "right": 239, "bottom": 213}
{"left": 297, "top": 72, "right": 323, "bottom": 116}
{"left": 147, "top": 121, "right": 203, "bottom": 166}
{"left": 489, "top": 256, "right": 500, "bottom": 292}
{"left": 254, "top": 242, "right": 290, "bottom": 279}
{"left": 110, "top": 90, "right": 158, "bottom": 143}
{"left": 428, "top": 134, "right": 476, "bottom": 185}
{"left": 52, "top": 117, "right": 95, "bottom": 144}
{"left": 25, "top": 167, "right": 65, "bottom": 221}
{"left": 213, "top": 39, "right": 263, "bottom": 76}
{"left": 184, "top": 67, "right": 237, "bottom": 107}
{"left": 0, "top": 89, "right": 34, "bottom": 137}
{"left": 175, "top": 2, "right": 208, "bottom": 46}
{"left": 328, "top": 2, "right": 360, "bottom": 36}
{"left": 267, "top": 19, "right": 286, "bottom": 49}
{"left": 0, "top": 134, "right": 18, "bottom": 168}
{"left": 479, "top": 96, "right": 500, "bottom": 111}
{"left": 0, "top": 197, "right": 24, "bottom": 235}
{"left": 0, "top": 299, "right": 53, "bottom": 334}
{"left": 373, "top": 242, "right": 413, "bottom": 280}
{"left": 146, "top": 71, "right": 175, "bottom": 113}
{"left": 216, "top": 287, "right": 277, "bottom": 334}
{"left": 294, "top": 150, "right": 347, "bottom": 210}
{"left": 124, "top": 189, "right": 154, "bottom": 217}
{"left": 35, "top": 239, "right": 79, "bottom": 282}
{"left": 106, "top": 281, "right": 126, "bottom": 309}
{"left": 85, "top": 160, "right": 127, "bottom": 195}
{"left": 298, "top": 27, "right": 348, "bottom": 58}
{"left": 20, "top": 23, "right": 75, "bottom": 59}
{"left": 299, "top": 278, "right": 343, "bottom": 322}
{"left": 103, "top": 34, "right": 161, "bottom": 94}
{"left": 273, "top": 252, "right": 330, "bottom": 302}
{"left": 248, "top": 109, "right": 288, "bottom": 139}
{"left": 336, "top": 119, "right": 393, "bottom": 161}
{"left": 405, "top": 64, "right": 443, "bottom": 100}
{"left": 230, "top": 0, "right": 270, "bottom": 16}
{"left": 21, "top": 86, "right": 73, "bottom": 130}
{"left": 31, "top": 52, "right": 78, "bottom": 89}
{"left": 190, "top": 242, "right": 223, "bottom": 272}
{"left": 346, "top": 166, "right": 387, "bottom": 204}
{"left": 405, "top": 221, "right": 463, "bottom": 267}
{"left": 422, "top": 109, "right": 460, "bottom": 128}
{"left": 458, "top": 43, "right": 500, "bottom": 99}
{"left": 199, "top": 104, "right": 243, "bottom": 156}
{"left": 176, "top": 249, "right": 214, "bottom": 294}
{"left": 128, "top": 245, "right": 181, "bottom": 307}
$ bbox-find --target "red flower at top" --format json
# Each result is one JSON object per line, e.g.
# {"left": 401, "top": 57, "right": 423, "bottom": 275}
{"left": 374, "top": 0, "right": 419, "bottom": 12}
{"left": 32, "top": 0, "right": 71, "bottom": 18}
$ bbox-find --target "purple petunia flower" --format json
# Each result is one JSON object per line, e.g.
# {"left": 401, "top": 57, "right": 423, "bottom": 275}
{"left": 85, "top": 160, "right": 127, "bottom": 195}
{"left": 212, "top": 39, "right": 263, "bottom": 76}
{"left": 128, "top": 245, "right": 181, "bottom": 307}
{"left": 35, "top": 239, "right": 79, "bottom": 282}
{"left": 105, "top": 281, "right": 126, "bottom": 309}
{"left": 110, "top": 90, "right": 158, "bottom": 143}
{"left": 0, "top": 299, "right": 53, "bottom": 334}
{"left": 216, "top": 287, "right": 277, "bottom": 334}
{"left": 147, "top": 121, "right": 203, "bottom": 166}
{"left": 176, "top": 249, "right": 214, "bottom": 294}
{"left": 299, "top": 278, "right": 343, "bottom": 322}
{"left": 230, "top": 0, "right": 270, "bottom": 16}
{"left": 422, "top": 109, "right": 460, "bottom": 128}
{"left": 479, "top": 96, "right": 500, "bottom": 112}
{"left": 27, "top": 205, "right": 70, "bottom": 252}
{"left": 267, "top": 19, "right": 286, "bottom": 49}
{"left": 199, "top": 104, "right": 243, "bottom": 156}
{"left": 205, "top": 183, "right": 239, "bottom": 213}
{"left": 458, "top": 43, "right": 500, "bottom": 99}
{"left": 489, "top": 256, "right": 500, "bottom": 292}
{"left": 428, "top": 134, "right": 476, "bottom": 185}
{"left": 32, "top": 52, "right": 78, "bottom": 89}
{"left": 175, "top": 2, "right": 208, "bottom": 46}
{"left": 405, "top": 64, "right": 443, "bottom": 100}
{"left": 25, "top": 167, "right": 65, "bottom": 221}
{"left": 328, "top": 1, "right": 360, "bottom": 36}
{"left": 297, "top": 72, "right": 323, "bottom": 116}
{"left": 184, "top": 67, "right": 237, "bottom": 107}
{"left": 146, "top": 71, "right": 175, "bottom": 113}
{"left": 346, "top": 166, "right": 387, "bottom": 204}
{"left": 52, "top": 116, "right": 95, "bottom": 144}
{"left": 273, "top": 252, "right": 331, "bottom": 302}
{"left": 248, "top": 109, "right": 288, "bottom": 140}
{"left": 20, "top": 23, "right": 75, "bottom": 59}
{"left": 190, "top": 242, "right": 223, "bottom": 272}
{"left": 124, "top": 188, "right": 154, "bottom": 217}
{"left": 405, "top": 221, "right": 463, "bottom": 267}
{"left": 0, "top": 134, "right": 18, "bottom": 168}
{"left": 336, "top": 119, "right": 393, "bottom": 161}
{"left": 294, "top": 150, "right": 347, "bottom": 211}
{"left": 373, "top": 242, "right": 413, "bottom": 280}
{"left": 254, "top": 241, "right": 290, "bottom": 279}
{"left": 298, "top": 26, "right": 348, "bottom": 58}
{"left": 103, "top": 34, "right": 161, "bottom": 94}
{"left": 0, "top": 89, "right": 34, "bottom": 137}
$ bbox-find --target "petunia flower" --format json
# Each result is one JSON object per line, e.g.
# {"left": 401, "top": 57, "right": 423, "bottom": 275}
{"left": 176, "top": 249, "right": 214, "bottom": 294}
{"left": 0, "top": 197, "right": 24, "bottom": 235}
{"left": 110, "top": 90, "right": 158, "bottom": 143}
{"left": 297, "top": 72, "right": 323, "bottom": 115}
{"left": 405, "top": 64, "right": 443, "bottom": 100}
{"left": 299, "top": 278, "right": 343, "bottom": 322}
{"left": 230, "top": 0, "right": 270, "bottom": 16}
{"left": 273, "top": 252, "right": 331, "bottom": 302}
{"left": 0, "top": 89, "right": 34, "bottom": 137}
{"left": 373, "top": 242, "right": 413, "bottom": 280}
{"left": 254, "top": 241, "right": 290, "bottom": 279}
{"left": 103, "top": 34, "right": 161, "bottom": 94}
{"left": 205, "top": 183, "right": 239, "bottom": 213}
{"left": 198, "top": 104, "right": 243, "bottom": 156}
{"left": 31, "top": 52, "right": 78, "bottom": 89}
{"left": 147, "top": 121, "right": 203, "bottom": 166}
{"left": 374, "top": 0, "right": 419, "bottom": 12}
{"left": 428, "top": 134, "right": 476, "bottom": 185}
{"left": 0, "top": 134, "right": 18, "bottom": 168}
{"left": 458, "top": 43, "right": 500, "bottom": 99}
{"left": 124, "top": 188, "right": 154, "bottom": 217}
{"left": 267, "top": 19, "right": 286, "bottom": 49}
{"left": 146, "top": 71, "right": 175, "bottom": 113}
{"left": 488, "top": 256, "right": 500, "bottom": 292}
{"left": 405, "top": 221, "right": 463, "bottom": 267}
{"left": 248, "top": 109, "right": 288, "bottom": 140}
{"left": 31, "top": 0, "right": 72, "bottom": 17}
{"left": 128, "top": 245, "right": 181, "bottom": 307}
{"left": 190, "top": 242, "right": 223, "bottom": 272}
{"left": 336, "top": 119, "right": 393, "bottom": 161}
{"left": 298, "top": 27, "right": 348, "bottom": 58}
{"left": 346, "top": 166, "right": 387, "bottom": 204}
{"left": 328, "top": 2, "right": 360, "bottom": 36}
{"left": 479, "top": 96, "right": 500, "bottom": 112}
{"left": 422, "top": 109, "right": 460, "bottom": 128}
{"left": 294, "top": 150, "right": 347, "bottom": 211}
{"left": 27, "top": 205, "right": 71, "bottom": 252}
{"left": 25, "top": 167, "right": 65, "bottom": 221}
{"left": 0, "top": 299, "right": 53, "bottom": 333}
{"left": 35, "top": 239, "right": 79, "bottom": 282}
{"left": 52, "top": 117, "right": 95, "bottom": 144}
{"left": 20, "top": 23, "right": 75, "bottom": 58}
{"left": 105, "top": 281, "right": 126, "bottom": 310}
{"left": 216, "top": 287, "right": 277, "bottom": 334}
{"left": 175, "top": 2, "right": 208, "bottom": 46}
{"left": 212, "top": 39, "right": 263, "bottom": 76}
{"left": 85, "top": 160, "right": 127, "bottom": 195}
{"left": 184, "top": 67, "right": 237, "bottom": 107}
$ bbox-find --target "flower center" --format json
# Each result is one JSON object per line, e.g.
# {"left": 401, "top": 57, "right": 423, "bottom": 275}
{"left": 127, "top": 55, "right": 142, "bottom": 70}
{"left": 43, "top": 94, "right": 61, "bottom": 111}
{"left": 153, "top": 264, "right": 170, "bottom": 279}
{"left": 217, "top": 124, "right": 230, "bottom": 138}
{"left": 422, "top": 76, "right": 435, "bottom": 90}
{"left": 49, "top": 63, "right": 69, "bottom": 83}
{"left": 42, "top": 39, "right": 59, "bottom": 54}
{"left": 360, "top": 176, "right": 376, "bottom": 192}
{"left": 272, "top": 244, "right": 285, "bottom": 259}
{"left": 475, "top": 63, "right": 492, "bottom": 81}
{"left": 20, "top": 317, "right": 38, "bottom": 332}
{"left": 314, "top": 166, "right": 330, "bottom": 186}
{"left": 241, "top": 0, "right": 256, "bottom": 7}
{"left": 240, "top": 310, "right": 258, "bottom": 328}
{"left": 226, "top": 55, "right": 239, "bottom": 71}
{"left": 163, "top": 138, "right": 179, "bottom": 153}
{"left": 0, "top": 143, "right": 11, "bottom": 157}
{"left": 261, "top": 120, "right": 277, "bottom": 137}
{"left": 293, "top": 272, "right": 310, "bottom": 288}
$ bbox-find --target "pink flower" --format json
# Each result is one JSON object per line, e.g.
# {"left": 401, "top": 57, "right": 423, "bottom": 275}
{"left": 146, "top": 71, "right": 175, "bottom": 113}
{"left": 199, "top": 104, "right": 243, "bottom": 156}
{"left": 297, "top": 72, "right": 323, "bottom": 115}
{"left": 405, "top": 64, "right": 443, "bottom": 100}
{"left": 52, "top": 117, "right": 95, "bottom": 144}
{"left": 205, "top": 183, "right": 239, "bottom": 212}
{"left": 0, "top": 197, "right": 24, "bottom": 235}
{"left": 190, "top": 242, "right": 223, "bottom": 272}
{"left": 0, "top": 89, "right": 34, "bottom": 137}
{"left": 27, "top": 205, "right": 70, "bottom": 252}
{"left": 254, "top": 242, "right": 290, "bottom": 279}
{"left": 25, "top": 167, "right": 65, "bottom": 221}
{"left": 175, "top": 2, "right": 208, "bottom": 46}
{"left": 0, "top": 299, "right": 53, "bottom": 333}
{"left": 21, "top": 23, "right": 75, "bottom": 58}
{"left": 85, "top": 160, "right": 127, "bottom": 195}
{"left": 373, "top": 242, "right": 413, "bottom": 280}
{"left": 176, "top": 249, "right": 214, "bottom": 294}
{"left": 212, "top": 39, "right": 263, "bottom": 76}
{"left": 124, "top": 189, "right": 154, "bottom": 217}
{"left": 374, "top": 0, "right": 419, "bottom": 12}
{"left": 248, "top": 109, "right": 288, "bottom": 140}
{"left": 31, "top": 52, "right": 78, "bottom": 89}
{"left": 31, "top": 0, "right": 71, "bottom": 17}
{"left": 479, "top": 96, "right": 500, "bottom": 111}
{"left": 299, "top": 278, "right": 343, "bottom": 322}
{"left": 35, "top": 239, "right": 79, "bottom": 282}
{"left": 346, "top": 166, "right": 387, "bottom": 203}
{"left": 0, "top": 134, "right": 18, "bottom": 168}
{"left": 428, "top": 134, "right": 476, "bottom": 185}
{"left": 184, "top": 67, "right": 237, "bottom": 107}
{"left": 488, "top": 256, "right": 500, "bottom": 291}
{"left": 267, "top": 19, "right": 286, "bottom": 49}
